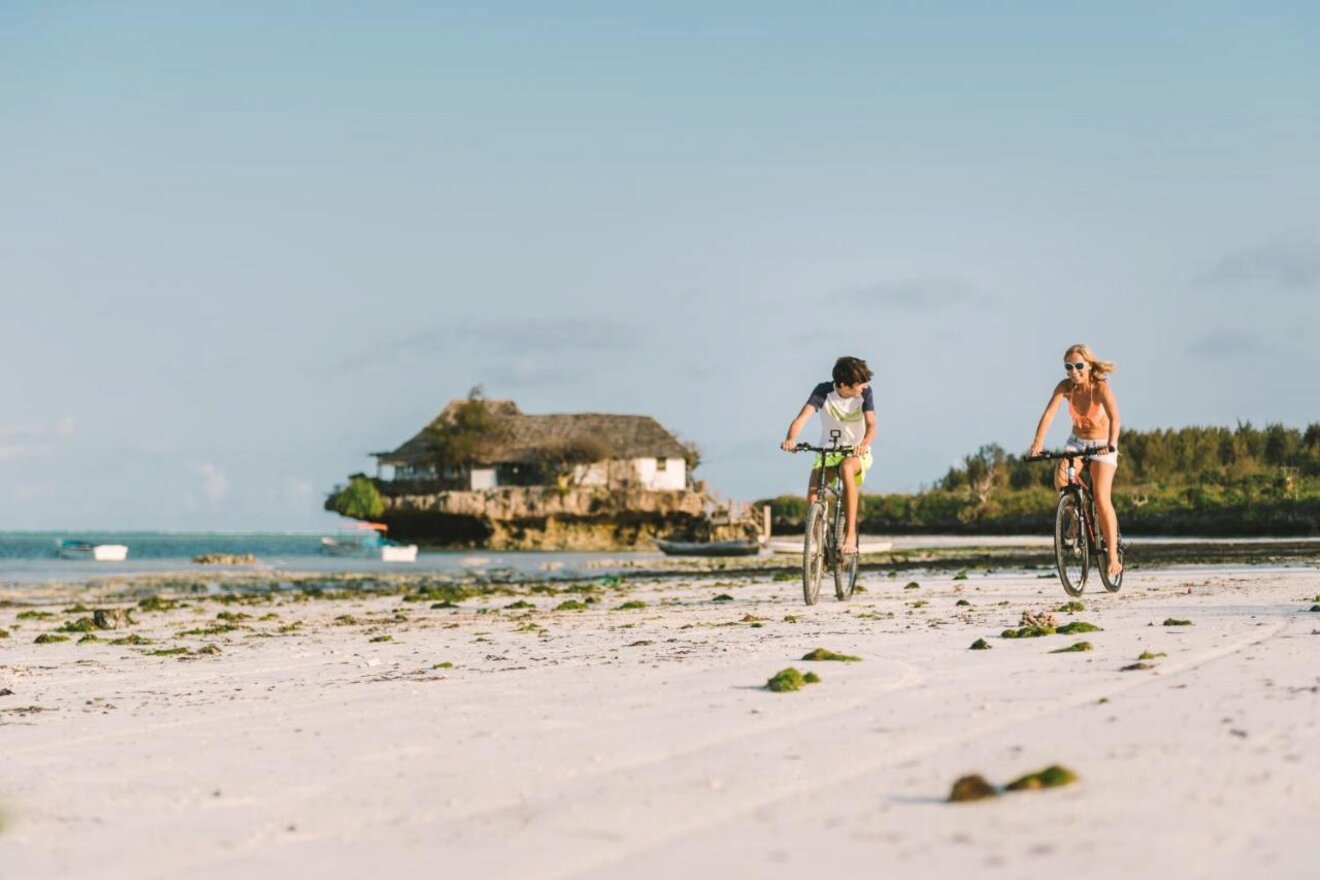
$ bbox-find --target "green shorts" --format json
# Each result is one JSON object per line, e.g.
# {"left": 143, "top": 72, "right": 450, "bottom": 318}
{"left": 812, "top": 450, "right": 872, "bottom": 487}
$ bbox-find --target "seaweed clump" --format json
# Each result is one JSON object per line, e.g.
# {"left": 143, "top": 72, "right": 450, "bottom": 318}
{"left": 33, "top": 633, "right": 70, "bottom": 644}
{"left": 1002, "top": 626, "right": 1055, "bottom": 639}
{"left": 1137, "top": 651, "right": 1166, "bottom": 660}
{"left": 1004, "top": 765, "right": 1079, "bottom": 791}
{"left": 800, "top": 648, "right": 861, "bottom": 662}
{"left": 1050, "top": 641, "right": 1093, "bottom": 653}
{"left": 948, "top": 775, "right": 998, "bottom": 802}
{"left": 766, "top": 667, "right": 821, "bottom": 692}
{"left": 614, "top": 600, "right": 647, "bottom": 611}
{"left": 970, "top": 638, "right": 991, "bottom": 650}
{"left": 1163, "top": 618, "right": 1193, "bottom": 626}
{"left": 711, "top": 594, "right": 734, "bottom": 603}
{"left": 1057, "top": 601, "right": 1085, "bottom": 613}
{"left": 1056, "top": 621, "right": 1102, "bottom": 634}
{"left": 554, "top": 600, "right": 588, "bottom": 612}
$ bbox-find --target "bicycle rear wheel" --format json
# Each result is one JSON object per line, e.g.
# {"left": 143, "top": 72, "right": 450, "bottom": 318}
{"left": 1099, "top": 534, "right": 1124, "bottom": 592}
{"left": 1054, "top": 492, "right": 1089, "bottom": 597}
{"left": 802, "top": 502, "right": 827, "bottom": 605}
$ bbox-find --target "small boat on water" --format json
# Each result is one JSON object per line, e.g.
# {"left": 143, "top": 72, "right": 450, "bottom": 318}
{"left": 55, "top": 539, "right": 129, "bottom": 562}
{"left": 320, "top": 522, "right": 418, "bottom": 562}
{"left": 652, "top": 538, "right": 761, "bottom": 557}
{"left": 766, "top": 537, "right": 893, "bottom": 555}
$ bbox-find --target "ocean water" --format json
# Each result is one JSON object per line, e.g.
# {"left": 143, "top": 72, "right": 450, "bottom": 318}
{"left": 0, "top": 532, "right": 658, "bottom": 585}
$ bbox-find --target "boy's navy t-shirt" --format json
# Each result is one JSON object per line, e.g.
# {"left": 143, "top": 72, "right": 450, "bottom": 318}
{"left": 806, "top": 382, "right": 874, "bottom": 448}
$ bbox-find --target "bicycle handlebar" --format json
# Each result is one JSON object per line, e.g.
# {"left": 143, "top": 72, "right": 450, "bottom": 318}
{"left": 1028, "top": 445, "right": 1115, "bottom": 462}
{"left": 791, "top": 442, "right": 857, "bottom": 455}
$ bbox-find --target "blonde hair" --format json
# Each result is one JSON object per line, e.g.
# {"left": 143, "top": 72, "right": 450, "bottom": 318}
{"left": 1065, "top": 343, "right": 1115, "bottom": 379}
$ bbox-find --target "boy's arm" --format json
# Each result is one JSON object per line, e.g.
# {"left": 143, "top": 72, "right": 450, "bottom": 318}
{"left": 780, "top": 404, "right": 816, "bottom": 451}
{"left": 857, "top": 411, "right": 877, "bottom": 457}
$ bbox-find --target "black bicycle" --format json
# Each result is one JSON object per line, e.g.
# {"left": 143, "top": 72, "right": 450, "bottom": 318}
{"left": 1028, "top": 447, "right": 1125, "bottom": 597}
{"left": 790, "top": 431, "right": 860, "bottom": 605}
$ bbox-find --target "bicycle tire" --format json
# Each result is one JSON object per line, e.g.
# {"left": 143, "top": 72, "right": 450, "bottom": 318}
{"left": 1054, "top": 492, "right": 1089, "bottom": 597}
{"left": 1099, "top": 534, "right": 1124, "bottom": 592}
{"left": 802, "top": 502, "right": 827, "bottom": 605}
{"left": 834, "top": 549, "right": 859, "bottom": 600}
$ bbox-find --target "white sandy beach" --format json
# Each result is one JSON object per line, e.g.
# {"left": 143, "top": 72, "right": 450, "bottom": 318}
{"left": 3, "top": 564, "right": 1319, "bottom": 879}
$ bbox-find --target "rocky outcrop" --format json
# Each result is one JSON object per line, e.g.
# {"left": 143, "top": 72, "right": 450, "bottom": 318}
{"left": 331, "top": 485, "right": 755, "bottom": 550}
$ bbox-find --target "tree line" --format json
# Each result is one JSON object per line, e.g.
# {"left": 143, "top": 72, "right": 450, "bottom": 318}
{"left": 762, "top": 423, "right": 1320, "bottom": 537}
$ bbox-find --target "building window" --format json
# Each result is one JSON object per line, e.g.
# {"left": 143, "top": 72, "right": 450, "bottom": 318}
{"left": 655, "top": 458, "right": 667, "bottom": 471}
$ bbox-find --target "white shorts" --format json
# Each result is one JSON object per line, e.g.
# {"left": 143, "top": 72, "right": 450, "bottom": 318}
{"left": 1066, "top": 435, "right": 1118, "bottom": 468}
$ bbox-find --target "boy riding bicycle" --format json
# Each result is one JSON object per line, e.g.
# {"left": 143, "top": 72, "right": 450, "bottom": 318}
{"left": 780, "top": 356, "right": 876, "bottom": 555}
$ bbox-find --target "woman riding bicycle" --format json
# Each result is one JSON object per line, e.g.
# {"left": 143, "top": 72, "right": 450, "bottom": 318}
{"left": 1029, "top": 343, "right": 1123, "bottom": 579}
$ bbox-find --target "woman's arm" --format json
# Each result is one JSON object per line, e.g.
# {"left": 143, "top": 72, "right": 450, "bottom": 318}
{"left": 780, "top": 404, "right": 816, "bottom": 451}
{"left": 1029, "top": 383, "right": 1068, "bottom": 456}
{"left": 1098, "top": 381, "right": 1121, "bottom": 449}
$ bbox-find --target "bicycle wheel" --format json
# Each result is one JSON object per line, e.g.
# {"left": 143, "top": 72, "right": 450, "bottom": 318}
{"left": 1054, "top": 492, "right": 1089, "bottom": 597}
{"left": 802, "top": 502, "right": 827, "bottom": 605}
{"left": 1099, "top": 533, "right": 1124, "bottom": 592}
{"left": 834, "top": 547, "right": 859, "bottom": 600}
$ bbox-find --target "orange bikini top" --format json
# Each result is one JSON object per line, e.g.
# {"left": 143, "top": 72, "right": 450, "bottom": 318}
{"left": 1068, "top": 385, "right": 1103, "bottom": 433}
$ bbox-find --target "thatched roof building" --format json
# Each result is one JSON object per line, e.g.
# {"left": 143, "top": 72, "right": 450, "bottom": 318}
{"left": 373, "top": 399, "right": 694, "bottom": 491}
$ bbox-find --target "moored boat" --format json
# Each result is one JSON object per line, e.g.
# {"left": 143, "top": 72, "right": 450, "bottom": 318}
{"left": 55, "top": 539, "right": 129, "bottom": 562}
{"left": 652, "top": 538, "right": 761, "bottom": 557}
{"left": 320, "top": 523, "right": 418, "bottom": 562}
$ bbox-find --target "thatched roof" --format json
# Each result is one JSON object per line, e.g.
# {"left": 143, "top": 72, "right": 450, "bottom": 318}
{"left": 375, "top": 399, "right": 693, "bottom": 466}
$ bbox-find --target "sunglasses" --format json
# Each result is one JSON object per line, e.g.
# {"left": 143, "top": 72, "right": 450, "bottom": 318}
{"left": 1064, "top": 362, "right": 1087, "bottom": 372}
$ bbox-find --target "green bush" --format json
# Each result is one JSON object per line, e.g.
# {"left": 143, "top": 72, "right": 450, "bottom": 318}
{"left": 331, "top": 476, "right": 385, "bottom": 520}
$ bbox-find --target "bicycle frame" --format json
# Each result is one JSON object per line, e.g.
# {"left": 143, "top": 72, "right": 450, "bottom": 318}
{"left": 1030, "top": 446, "right": 1124, "bottom": 595}
{"left": 792, "top": 430, "right": 860, "bottom": 603}
{"left": 802, "top": 431, "right": 855, "bottom": 559}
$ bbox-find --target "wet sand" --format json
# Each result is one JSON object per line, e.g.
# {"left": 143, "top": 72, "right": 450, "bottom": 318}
{"left": 3, "top": 564, "right": 1319, "bottom": 879}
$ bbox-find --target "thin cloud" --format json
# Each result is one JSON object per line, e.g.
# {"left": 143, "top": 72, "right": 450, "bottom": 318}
{"left": 194, "top": 463, "right": 230, "bottom": 503}
{"left": 335, "top": 318, "right": 636, "bottom": 373}
{"left": 851, "top": 278, "right": 991, "bottom": 312}
{"left": 1197, "top": 240, "right": 1320, "bottom": 289}
{"left": 1186, "top": 331, "right": 1268, "bottom": 358}
{"left": 0, "top": 418, "right": 75, "bottom": 465}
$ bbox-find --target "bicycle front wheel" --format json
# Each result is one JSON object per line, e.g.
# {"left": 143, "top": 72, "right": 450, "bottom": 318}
{"left": 834, "top": 549, "right": 859, "bottom": 601}
{"left": 1054, "top": 493, "right": 1089, "bottom": 597}
{"left": 802, "top": 502, "right": 827, "bottom": 605}
{"left": 1099, "top": 534, "right": 1124, "bottom": 593}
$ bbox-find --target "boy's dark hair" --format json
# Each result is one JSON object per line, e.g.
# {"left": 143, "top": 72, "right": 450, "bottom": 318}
{"left": 832, "top": 356, "right": 873, "bottom": 386}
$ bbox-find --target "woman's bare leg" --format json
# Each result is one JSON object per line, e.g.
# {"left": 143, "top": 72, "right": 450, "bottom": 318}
{"left": 1089, "top": 460, "right": 1121, "bottom": 576}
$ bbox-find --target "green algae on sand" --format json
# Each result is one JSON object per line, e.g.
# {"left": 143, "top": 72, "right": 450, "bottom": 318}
{"left": 1005, "top": 765, "right": 1079, "bottom": 791}
{"left": 1056, "top": 621, "right": 1102, "bottom": 634}
{"left": 1163, "top": 618, "right": 1193, "bottom": 626}
{"left": 766, "top": 667, "right": 821, "bottom": 692}
{"left": 969, "top": 638, "right": 992, "bottom": 650}
{"left": 33, "top": 633, "right": 70, "bottom": 644}
{"left": 948, "top": 774, "right": 998, "bottom": 802}
{"left": 800, "top": 648, "right": 861, "bottom": 662}
{"left": 614, "top": 600, "right": 647, "bottom": 611}
{"left": 1001, "top": 625, "right": 1055, "bottom": 639}
{"left": 1050, "top": 641, "right": 1093, "bottom": 653}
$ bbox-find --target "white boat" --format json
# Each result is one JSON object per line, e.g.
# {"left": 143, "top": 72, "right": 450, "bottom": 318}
{"left": 320, "top": 523, "right": 418, "bottom": 562}
{"left": 766, "top": 537, "right": 892, "bottom": 555}
{"left": 56, "top": 539, "right": 129, "bottom": 562}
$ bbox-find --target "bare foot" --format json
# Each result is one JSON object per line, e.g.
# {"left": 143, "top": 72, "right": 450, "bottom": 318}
{"left": 1108, "top": 560, "right": 1123, "bottom": 578}
{"left": 842, "top": 539, "right": 858, "bottom": 555}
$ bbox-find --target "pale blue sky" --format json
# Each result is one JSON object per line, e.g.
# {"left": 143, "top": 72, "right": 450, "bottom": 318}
{"left": 2, "top": 3, "right": 1318, "bottom": 530}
